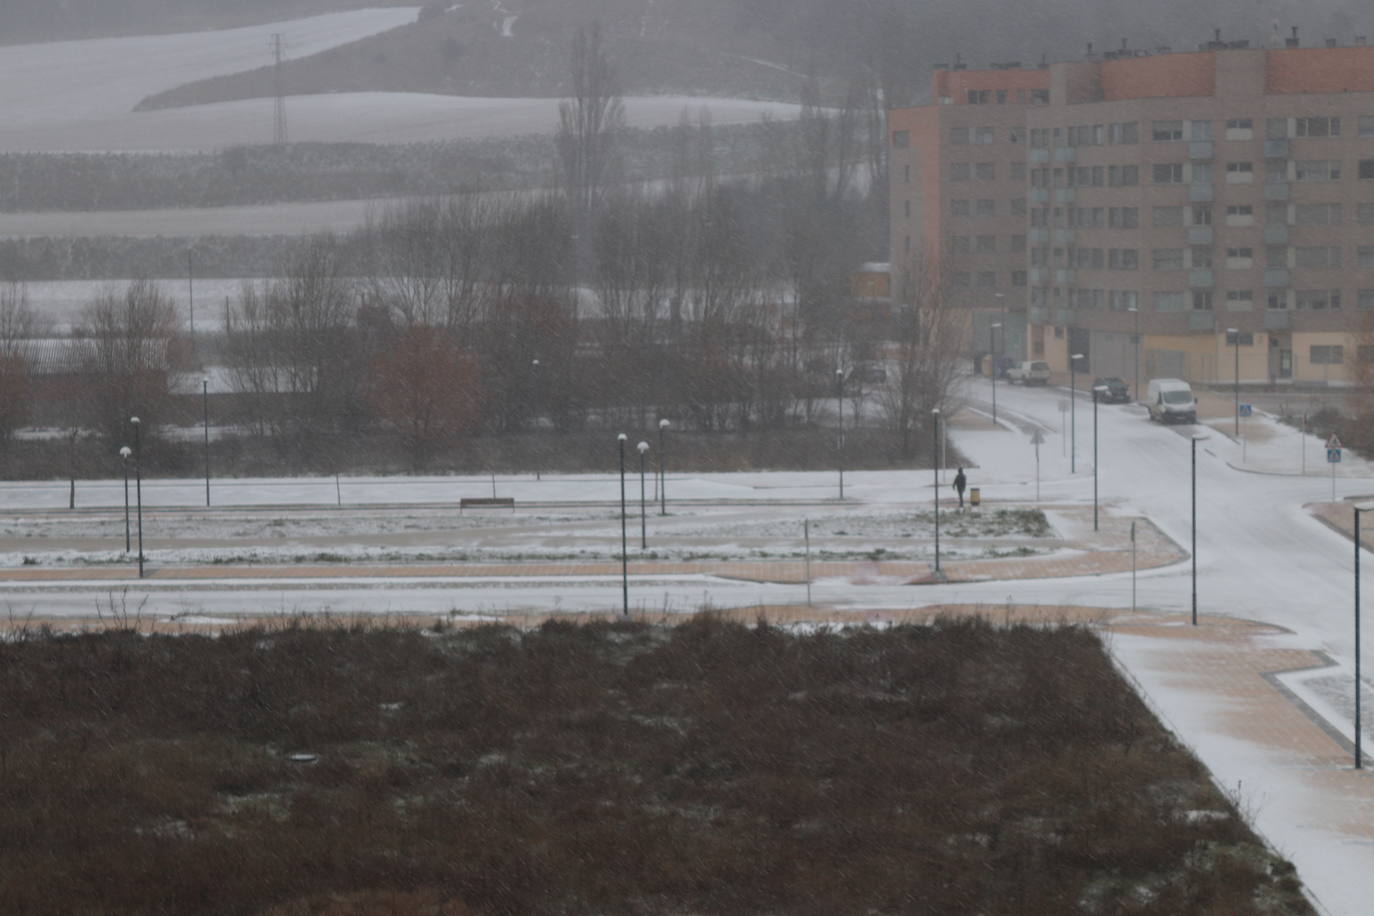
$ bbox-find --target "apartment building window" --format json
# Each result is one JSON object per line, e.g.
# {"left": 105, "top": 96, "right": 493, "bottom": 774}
{"left": 1192, "top": 247, "right": 1213, "bottom": 268}
{"left": 1296, "top": 246, "right": 1342, "bottom": 269}
{"left": 1295, "top": 160, "right": 1341, "bottom": 181}
{"left": 1190, "top": 120, "right": 1212, "bottom": 141}
{"left": 1360, "top": 203, "right": 1374, "bottom": 224}
{"left": 1295, "top": 116, "right": 1341, "bottom": 137}
{"left": 1152, "top": 120, "right": 1184, "bottom": 141}
{"left": 949, "top": 127, "right": 969, "bottom": 145}
{"left": 1108, "top": 164, "right": 1139, "bottom": 186}
{"left": 951, "top": 271, "right": 971, "bottom": 287}
{"left": 975, "top": 198, "right": 996, "bottom": 217}
{"left": 1009, "top": 127, "right": 1026, "bottom": 144}
{"left": 1109, "top": 249, "right": 1138, "bottom": 270}
{"left": 975, "top": 235, "right": 997, "bottom": 253}
{"left": 903, "top": 200, "right": 911, "bottom": 219}
{"left": 1153, "top": 291, "right": 1186, "bottom": 310}
{"left": 1030, "top": 207, "right": 1049, "bottom": 227}
{"left": 1225, "top": 289, "right": 1254, "bottom": 310}
{"left": 948, "top": 235, "right": 971, "bottom": 254}
{"left": 1267, "top": 246, "right": 1288, "bottom": 268}
{"left": 1311, "top": 345, "right": 1344, "bottom": 364}
{"left": 1012, "top": 270, "right": 1028, "bottom": 287}
{"left": 1192, "top": 290, "right": 1214, "bottom": 310}
{"left": 975, "top": 162, "right": 995, "bottom": 180}
{"left": 1360, "top": 246, "right": 1374, "bottom": 268}
{"left": 1030, "top": 167, "right": 1049, "bottom": 188}
{"left": 1361, "top": 116, "right": 1374, "bottom": 138}
{"left": 1030, "top": 247, "right": 1048, "bottom": 267}
{"left": 1226, "top": 248, "right": 1254, "bottom": 268}
{"left": 1226, "top": 118, "right": 1254, "bottom": 140}
{"left": 1296, "top": 289, "right": 1341, "bottom": 310}
{"left": 1360, "top": 289, "right": 1374, "bottom": 309}
{"left": 1030, "top": 127, "right": 1050, "bottom": 148}
{"left": 1225, "top": 204, "right": 1254, "bottom": 226}
{"left": 1360, "top": 344, "right": 1374, "bottom": 362}
{"left": 892, "top": 130, "right": 910, "bottom": 148}
{"left": 1152, "top": 163, "right": 1185, "bottom": 184}
{"left": 967, "top": 90, "right": 991, "bottom": 104}
{"left": 1052, "top": 168, "right": 1066, "bottom": 187}
{"left": 973, "top": 126, "right": 995, "bottom": 145}
{"left": 1109, "top": 207, "right": 1138, "bottom": 228}
{"left": 1268, "top": 290, "right": 1288, "bottom": 309}
{"left": 1011, "top": 198, "right": 1026, "bottom": 215}
{"left": 1107, "top": 121, "right": 1139, "bottom": 144}
{"left": 1267, "top": 160, "right": 1289, "bottom": 184}
{"left": 1360, "top": 160, "right": 1374, "bottom": 180}
{"left": 976, "top": 271, "right": 998, "bottom": 288}
{"left": 904, "top": 164, "right": 911, "bottom": 183}
{"left": 1192, "top": 204, "right": 1213, "bottom": 226}
{"left": 1072, "top": 165, "right": 1105, "bottom": 187}
{"left": 1109, "top": 290, "right": 1139, "bottom": 311}
{"left": 950, "top": 199, "right": 970, "bottom": 216}
{"left": 1153, "top": 248, "right": 1185, "bottom": 269}
{"left": 1077, "top": 247, "right": 1105, "bottom": 269}
{"left": 1295, "top": 203, "right": 1343, "bottom": 226}
{"left": 1266, "top": 201, "right": 1288, "bottom": 225}
{"left": 1267, "top": 117, "right": 1288, "bottom": 139}
{"left": 1030, "top": 89, "right": 1050, "bottom": 104}
{"left": 1153, "top": 206, "right": 1184, "bottom": 227}
{"left": 1191, "top": 162, "right": 1213, "bottom": 185}
{"left": 1225, "top": 161, "right": 1254, "bottom": 183}
{"left": 948, "top": 161, "right": 971, "bottom": 181}
{"left": 1010, "top": 161, "right": 1026, "bottom": 180}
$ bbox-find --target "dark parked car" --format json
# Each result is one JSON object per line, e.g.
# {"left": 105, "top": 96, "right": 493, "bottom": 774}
{"left": 1092, "top": 377, "right": 1130, "bottom": 403}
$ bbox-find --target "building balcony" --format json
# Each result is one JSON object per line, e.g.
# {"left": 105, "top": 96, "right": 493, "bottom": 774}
{"left": 1189, "top": 141, "right": 1214, "bottom": 160}
{"left": 1188, "top": 311, "right": 1216, "bottom": 330}
{"left": 1029, "top": 148, "right": 1050, "bottom": 163}
{"left": 1189, "top": 183, "right": 1214, "bottom": 202}
{"left": 1053, "top": 146, "right": 1076, "bottom": 162}
{"left": 1055, "top": 309, "right": 1073, "bottom": 324}
{"left": 1187, "top": 225, "right": 1213, "bottom": 244}
{"left": 1263, "top": 223, "right": 1289, "bottom": 244}
{"left": 1264, "top": 182, "right": 1290, "bottom": 200}
{"left": 1264, "top": 268, "right": 1290, "bottom": 287}
{"left": 1030, "top": 187, "right": 1050, "bottom": 203}
{"left": 1055, "top": 268, "right": 1076, "bottom": 284}
{"left": 1189, "top": 268, "right": 1214, "bottom": 287}
{"left": 1029, "top": 307, "right": 1049, "bottom": 324}
{"left": 1264, "top": 139, "right": 1289, "bottom": 158}
{"left": 1054, "top": 228, "right": 1076, "bottom": 244}
{"left": 1264, "top": 309, "right": 1292, "bottom": 330}
{"left": 1054, "top": 188, "right": 1076, "bottom": 204}
{"left": 1028, "top": 267, "right": 1049, "bottom": 285}
{"left": 1029, "top": 228, "right": 1049, "bottom": 244}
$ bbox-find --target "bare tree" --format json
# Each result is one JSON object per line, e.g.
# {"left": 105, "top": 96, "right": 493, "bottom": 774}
{"left": 0, "top": 281, "right": 38, "bottom": 443}
{"left": 371, "top": 326, "right": 480, "bottom": 469}
{"left": 555, "top": 22, "right": 624, "bottom": 216}
{"left": 76, "top": 279, "right": 184, "bottom": 444}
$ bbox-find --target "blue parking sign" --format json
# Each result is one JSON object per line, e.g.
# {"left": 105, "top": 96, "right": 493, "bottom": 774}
{"left": 1329, "top": 448, "right": 1342, "bottom": 464}
{"left": 1239, "top": 403, "right": 1252, "bottom": 417}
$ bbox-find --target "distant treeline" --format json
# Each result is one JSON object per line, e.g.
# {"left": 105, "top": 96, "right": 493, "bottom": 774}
{"left": 0, "top": 122, "right": 791, "bottom": 214}
{"left": 0, "top": 235, "right": 294, "bottom": 282}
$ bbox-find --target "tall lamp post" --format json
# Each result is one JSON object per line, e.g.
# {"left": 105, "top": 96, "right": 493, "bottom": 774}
{"left": 990, "top": 322, "right": 1002, "bottom": 427}
{"left": 835, "top": 368, "right": 845, "bottom": 500}
{"left": 1092, "top": 385, "right": 1106, "bottom": 531}
{"left": 1129, "top": 305, "right": 1140, "bottom": 403}
{"left": 657, "top": 419, "right": 669, "bottom": 515}
{"left": 1226, "top": 328, "right": 1240, "bottom": 438}
{"left": 932, "top": 408, "right": 941, "bottom": 575}
{"left": 531, "top": 359, "right": 541, "bottom": 480}
{"left": 1191, "top": 433, "right": 1203, "bottom": 626}
{"left": 637, "top": 441, "right": 649, "bottom": 549}
{"left": 202, "top": 376, "right": 211, "bottom": 507}
{"left": 119, "top": 446, "right": 132, "bottom": 553}
{"left": 1070, "top": 353, "right": 1085, "bottom": 473}
{"left": 131, "top": 416, "right": 144, "bottom": 579}
{"left": 1353, "top": 503, "right": 1374, "bottom": 769}
{"left": 617, "top": 433, "right": 628, "bottom": 616}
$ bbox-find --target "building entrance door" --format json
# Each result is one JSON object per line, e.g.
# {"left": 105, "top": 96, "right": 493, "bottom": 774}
{"left": 1278, "top": 349, "right": 1292, "bottom": 378}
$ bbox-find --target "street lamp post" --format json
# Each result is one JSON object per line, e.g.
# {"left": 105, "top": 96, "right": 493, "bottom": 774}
{"left": 657, "top": 419, "right": 669, "bottom": 516}
{"left": 1129, "top": 305, "right": 1140, "bottom": 403}
{"left": 617, "top": 433, "right": 628, "bottom": 616}
{"left": 531, "top": 359, "right": 541, "bottom": 480}
{"left": 836, "top": 368, "right": 845, "bottom": 500}
{"left": 1191, "top": 434, "right": 1203, "bottom": 626}
{"left": 131, "top": 416, "right": 144, "bottom": 579}
{"left": 637, "top": 441, "right": 649, "bottom": 549}
{"left": 990, "top": 322, "right": 1002, "bottom": 427}
{"left": 119, "top": 446, "right": 132, "bottom": 553}
{"left": 202, "top": 377, "right": 211, "bottom": 507}
{"left": 1353, "top": 503, "right": 1374, "bottom": 769}
{"left": 1070, "top": 353, "right": 1085, "bottom": 473}
{"left": 1092, "top": 385, "right": 1106, "bottom": 531}
{"left": 932, "top": 408, "right": 941, "bottom": 575}
{"left": 1227, "top": 328, "right": 1240, "bottom": 438}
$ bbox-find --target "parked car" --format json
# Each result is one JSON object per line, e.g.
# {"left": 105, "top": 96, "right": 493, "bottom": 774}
{"left": 1005, "top": 360, "right": 1051, "bottom": 386}
{"left": 1092, "top": 377, "right": 1130, "bottom": 403}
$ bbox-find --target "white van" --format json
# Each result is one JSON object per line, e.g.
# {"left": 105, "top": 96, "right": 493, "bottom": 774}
{"left": 1145, "top": 378, "right": 1197, "bottom": 424}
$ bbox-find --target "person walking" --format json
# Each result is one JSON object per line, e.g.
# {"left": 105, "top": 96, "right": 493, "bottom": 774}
{"left": 953, "top": 467, "right": 967, "bottom": 509}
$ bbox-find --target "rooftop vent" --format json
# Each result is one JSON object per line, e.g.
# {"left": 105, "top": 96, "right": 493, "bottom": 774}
{"left": 1326, "top": 38, "right": 1338, "bottom": 48}
{"left": 1357, "top": 36, "right": 1368, "bottom": 46}
{"left": 1287, "top": 26, "right": 1300, "bottom": 48}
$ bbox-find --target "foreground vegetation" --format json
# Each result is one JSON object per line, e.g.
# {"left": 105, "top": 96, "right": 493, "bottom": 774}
{"left": 0, "top": 615, "right": 1310, "bottom": 914}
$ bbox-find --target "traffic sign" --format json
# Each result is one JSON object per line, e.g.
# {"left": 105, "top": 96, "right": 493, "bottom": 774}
{"left": 1030, "top": 428, "right": 1046, "bottom": 446}
{"left": 1328, "top": 434, "right": 1343, "bottom": 450}
{"left": 1329, "top": 448, "right": 1343, "bottom": 464}
{"left": 1239, "top": 403, "right": 1252, "bottom": 417}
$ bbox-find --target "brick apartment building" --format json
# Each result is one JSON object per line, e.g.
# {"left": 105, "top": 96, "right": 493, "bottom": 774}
{"left": 889, "top": 32, "right": 1374, "bottom": 391}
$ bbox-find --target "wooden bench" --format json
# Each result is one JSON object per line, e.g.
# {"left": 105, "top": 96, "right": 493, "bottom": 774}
{"left": 459, "top": 497, "right": 515, "bottom": 510}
